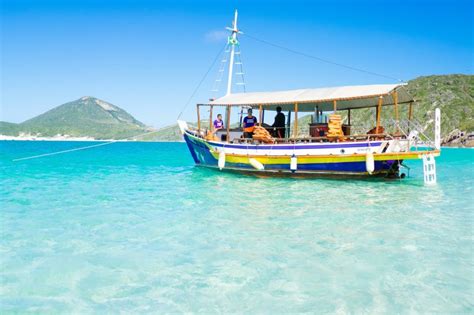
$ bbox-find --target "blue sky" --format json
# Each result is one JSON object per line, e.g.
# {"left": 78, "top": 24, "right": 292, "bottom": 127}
{"left": 1, "top": 0, "right": 472, "bottom": 127}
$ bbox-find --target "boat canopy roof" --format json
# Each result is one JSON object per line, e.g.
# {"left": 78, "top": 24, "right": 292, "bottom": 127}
{"left": 204, "top": 83, "right": 414, "bottom": 112}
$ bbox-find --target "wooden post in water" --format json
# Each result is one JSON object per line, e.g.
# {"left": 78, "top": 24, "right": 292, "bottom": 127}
{"left": 197, "top": 105, "right": 201, "bottom": 132}
{"left": 376, "top": 96, "right": 383, "bottom": 134}
{"left": 294, "top": 103, "right": 299, "bottom": 138}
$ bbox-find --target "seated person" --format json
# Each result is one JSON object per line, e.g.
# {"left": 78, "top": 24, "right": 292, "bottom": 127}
{"left": 272, "top": 106, "right": 286, "bottom": 138}
{"left": 243, "top": 108, "right": 257, "bottom": 138}
{"left": 213, "top": 114, "right": 224, "bottom": 133}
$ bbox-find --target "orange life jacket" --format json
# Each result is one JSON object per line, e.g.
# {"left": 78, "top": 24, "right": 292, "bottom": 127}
{"left": 244, "top": 126, "right": 255, "bottom": 132}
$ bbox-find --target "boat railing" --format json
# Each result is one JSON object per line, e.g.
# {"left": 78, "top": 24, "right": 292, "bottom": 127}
{"left": 189, "top": 123, "right": 438, "bottom": 148}
{"left": 230, "top": 133, "right": 397, "bottom": 144}
{"left": 387, "top": 118, "right": 436, "bottom": 150}
{"left": 189, "top": 124, "right": 406, "bottom": 144}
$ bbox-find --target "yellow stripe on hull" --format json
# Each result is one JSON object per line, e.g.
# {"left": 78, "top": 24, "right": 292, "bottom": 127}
{"left": 211, "top": 150, "right": 440, "bottom": 165}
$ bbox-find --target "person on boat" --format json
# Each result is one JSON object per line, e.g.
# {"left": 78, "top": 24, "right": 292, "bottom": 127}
{"left": 213, "top": 114, "right": 224, "bottom": 133}
{"left": 243, "top": 108, "right": 257, "bottom": 138}
{"left": 272, "top": 106, "right": 286, "bottom": 138}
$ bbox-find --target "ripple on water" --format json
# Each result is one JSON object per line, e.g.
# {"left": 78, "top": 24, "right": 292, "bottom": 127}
{"left": 0, "top": 143, "right": 473, "bottom": 313}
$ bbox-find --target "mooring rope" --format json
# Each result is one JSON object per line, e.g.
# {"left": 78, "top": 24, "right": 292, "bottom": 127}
{"left": 12, "top": 141, "right": 116, "bottom": 162}
{"left": 12, "top": 128, "right": 167, "bottom": 162}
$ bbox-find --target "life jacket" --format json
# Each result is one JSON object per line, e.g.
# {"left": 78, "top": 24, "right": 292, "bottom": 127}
{"left": 244, "top": 126, "right": 255, "bottom": 132}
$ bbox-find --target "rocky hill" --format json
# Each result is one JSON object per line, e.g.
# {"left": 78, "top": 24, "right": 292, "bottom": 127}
{"left": 0, "top": 97, "right": 152, "bottom": 139}
{"left": 407, "top": 74, "right": 473, "bottom": 146}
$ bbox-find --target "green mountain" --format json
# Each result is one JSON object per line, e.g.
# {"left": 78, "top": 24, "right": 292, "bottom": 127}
{"left": 0, "top": 96, "right": 153, "bottom": 139}
{"left": 0, "top": 121, "right": 22, "bottom": 135}
{"left": 407, "top": 74, "right": 473, "bottom": 134}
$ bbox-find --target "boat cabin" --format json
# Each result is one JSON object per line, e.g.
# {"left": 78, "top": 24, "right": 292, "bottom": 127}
{"left": 195, "top": 83, "right": 415, "bottom": 144}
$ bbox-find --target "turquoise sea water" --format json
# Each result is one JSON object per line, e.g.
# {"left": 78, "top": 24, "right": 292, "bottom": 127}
{"left": 1, "top": 141, "right": 473, "bottom": 313}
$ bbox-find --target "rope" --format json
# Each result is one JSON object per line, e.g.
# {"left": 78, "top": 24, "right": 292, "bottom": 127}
{"left": 176, "top": 43, "right": 227, "bottom": 120}
{"left": 12, "top": 128, "right": 168, "bottom": 162}
{"left": 242, "top": 33, "right": 403, "bottom": 82}
{"left": 13, "top": 141, "right": 117, "bottom": 162}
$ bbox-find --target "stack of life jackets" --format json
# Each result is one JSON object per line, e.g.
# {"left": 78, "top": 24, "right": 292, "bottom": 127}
{"left": 205, "top": 130, "right": 219, "bottom": 141}
{"left": 252, "top": 126, "right": 275, "bottom": 143}
{"left": 327, "top": 114, "right": 345, "bottom": 141}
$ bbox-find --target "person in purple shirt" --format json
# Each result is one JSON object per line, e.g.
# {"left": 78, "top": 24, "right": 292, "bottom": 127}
{"left": 213, "top": 114, "right": 224, "bottom": 132}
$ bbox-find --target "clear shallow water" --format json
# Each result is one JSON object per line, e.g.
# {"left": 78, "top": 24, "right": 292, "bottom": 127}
{"left": 0, "top": 141, "right": 473, "bottom": 313}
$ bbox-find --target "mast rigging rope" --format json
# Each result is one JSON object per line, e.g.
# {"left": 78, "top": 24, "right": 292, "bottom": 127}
{"left": 242, "top": 33, "right": 403, "bottom": 82}
{"left": 176, "top": 43, "right": 228, "bottom": 120}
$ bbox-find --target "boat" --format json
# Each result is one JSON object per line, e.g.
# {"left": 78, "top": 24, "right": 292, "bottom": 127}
{"left": 178, "top": 10, "right": 440, "bottom": 183}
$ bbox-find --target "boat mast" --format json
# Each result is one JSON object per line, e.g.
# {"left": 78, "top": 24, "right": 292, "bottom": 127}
{"left": 226, "top": 10, "right": 239, "bottom": 96}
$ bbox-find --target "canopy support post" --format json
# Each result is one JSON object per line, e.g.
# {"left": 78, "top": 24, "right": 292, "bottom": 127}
{"left": 348, "top": 109, "right": 351, "bottom": 125}
{"left": 294, "top": 103, "right": 298, "bottom": 138}
{"left": 393, "top": 91, "right": 399, "bottom": 134}
{"left": 226, "top": 105, "right": 231, "bottom": 143}
{"left": 333, "top": 100, "right": 337, "bottom": 113}
{"left": 259, "top": 104, "right": 263, "bottom": 126}
{"left": 239, "top": 107, "right": 243, "bottom": 128}
{"left": 376, "top": 96, "right": 383, "bottom": 134}
{"left": 287, "top": 110, "right": 291, "bottom": 139}
{"left": 209, "top": 105, "right": 213, "bottom": 132}
{"left": 197, "top": 105, "right": 201, "bottom": 132}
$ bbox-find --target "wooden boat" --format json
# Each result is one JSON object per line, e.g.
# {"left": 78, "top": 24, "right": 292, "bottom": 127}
{"left": 178, "top": 11, "right": 440, "bottom": 183}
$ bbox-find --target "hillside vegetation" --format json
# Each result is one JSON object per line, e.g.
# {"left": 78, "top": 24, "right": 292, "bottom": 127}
{"left": 341, "top": 74, "right": 473, "bottom": 138}
{"left": 1, "top": 97, "right": 152, "bottom": 139}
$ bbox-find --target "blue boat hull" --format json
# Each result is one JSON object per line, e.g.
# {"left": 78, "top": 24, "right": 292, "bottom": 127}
{"left": 183, "top": 132, "right": 400, "bottom": 176}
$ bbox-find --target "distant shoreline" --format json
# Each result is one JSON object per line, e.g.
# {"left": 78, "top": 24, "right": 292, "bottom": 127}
{"left": 0, "top": 136, "right": 184, "bottom": 143}
{"left": 0, "top": 137, "right": 469, "bottom": 148}
{"left": 0, "top": 135, "right": 98, "bottom": 141}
